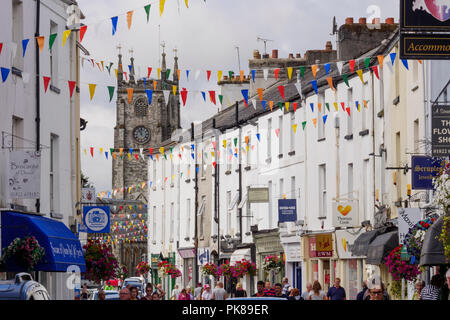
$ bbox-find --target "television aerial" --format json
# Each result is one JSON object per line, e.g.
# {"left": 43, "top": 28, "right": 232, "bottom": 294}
{"left": 257, "top": 36, "right": 274, "bottom": 56}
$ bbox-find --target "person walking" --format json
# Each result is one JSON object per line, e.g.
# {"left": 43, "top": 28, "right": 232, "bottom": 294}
{"left": 421, "top": 274, "right": 444, "bottom": 300}
{"left": 356, "top": 281, "right": 368, "bottom": 300}
{"left": 413, "top": 280, "right": 425, "bottom": 300}
{"left": 212, "top": 282, "right": 228, "bottom": 300}
{"left": 141, "top": 283, "right": 153, "bottom": 300}
{"left": 301, "top": 283, "right": 312, "bottom": 300}
{"left": 154, "top": 284, "right": 166, "bottom": 300}
{"left": 97, "top": 290, "right": 106, "bottom": 301}
{"left": 201, "top": 284, "right": 212, "bottom": 300}
{"left": 119, "top": 288, "right": 131, "bottom": 300}
{"left": 327, "top": 277, "right": 346, "bottom": 300}
{"left": 263, "top": 281, "right": 276, "bottom": 296}
{"left": 178, "top": 288, "right": 191, "bottom": 300}
{"left": 252, "top": 281, "right": 265, "bottom": 297}
{"left": 129, "top": 287, "right": 139, "bottom": 300}
{"left": 194, "top": 282, "right": 203, "bottom": 300}
{"left": 274, "top": 283, "right": 288, "bottom": 298}
{"left": 186, "top": 286, "right": 194, "bottom": 300}
{"left": 288, "top": 288, "right": 302, "bottom": 300}
{"left": 281, "top": 277, "right": 292, "bottom": 296}
{"left": 234, "top": 283, "right": 247, "bottom": 297}
{"left": 151, "top": 292, "right": 161, "bottom": 300}
{"left": 308, "top": 281, "right": 326, "bottom": 300}
{"left": 366, "top": 275, "right": 385, "bottom": 300}
{"left": 80, "top": 283, "right": 89, "bottom": 300}
{"left": 171, "top": 284, "right": 181, "bottom": 300}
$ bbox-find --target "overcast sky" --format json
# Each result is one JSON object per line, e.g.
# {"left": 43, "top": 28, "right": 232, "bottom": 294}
{"left": 77, "top": 0, "right": 399, "bottom": 193}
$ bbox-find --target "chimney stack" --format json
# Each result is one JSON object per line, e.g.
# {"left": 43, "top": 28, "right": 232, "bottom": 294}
{"left": 359, "top": 17, "right": 367, "bottom": 25}
{"left": 253, "top": 50, "right": 261, "bottom": 59}
{"left": 345, "top": 17, "right": 354, "bottom": 25}
{"left": 296, "top": 53, "right": 301, "bottom": 58}
{"left": 272, "top": 49, "right": 278, "bottom": 59}
{"left": 385, "top": 17, "right": 394, "bottom": 25}
{"left": 372, "top": 18, "right": 381, "bottom": 24}
{"left": 325, "top": 41, "right": 333, "bottom": 51}
{"left": 288, "top": 53, "right": 294, "bottom": 59}
{"left": 262, "top": 53, "right": 269, "bottom": 59}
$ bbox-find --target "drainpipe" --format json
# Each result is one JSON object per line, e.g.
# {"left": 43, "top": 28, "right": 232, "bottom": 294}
{"left": 35, "top": 0, "right": 41, "bottom": 213}
{"left": 236, "top": 102, "right": 243, "bottom": 244}
{"left": 192, "top": 122, "right": 199, "bottom": 285}
{"left": 371, "top": 70, "right": 376, "bottom": 222}
{"left": 213, "top": 119, "right": 220, "bottom": 262}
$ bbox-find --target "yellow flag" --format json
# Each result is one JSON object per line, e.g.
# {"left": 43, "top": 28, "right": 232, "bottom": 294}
{"left": 127, "top": 88, "right": 133, "bottom": 104}
{"left": 159, "top": 0, "right": 166, "bottom": 16}
{"left": 173, "top": 85, "right": 177, "bottom": 96}
{"left": 287, "top": 67, "right": 293, "bottom": 80}
{"left": 157, "top": 68, "right": 161, "bottom": 79}
{"left": 83, "top": 148, "right": 87, "bottom": 155}
{"left": 128, "top": 153, "right": 132, "bottom": 160}
{"left": 218, "top": 70, "right": 223, "bottom": 82}
{"left": 127, "top": 11, "right": 133, "bottom": 30}
{"left": 62, "top": 30, "right": 71, "bottom": 47}
{"left": 285, "top": 102, "right": 290, "bottom": 112}
{"left": 356, "top": 69, "right": 364, "bottom": 83}
{"left": 160, "top": 147, "right": 164, "bottom": 154}
{"left": 115, "top": 69, "right": 118, "bottom": 79}
{"left": 246, "top": 145, "right": 249, "bottom": 152}
{"left": 292, "top": 124, "right": 298, "bottom": 133}
{"left": 311, "top": 65, "right": 318, "bottom": 78}
{"left": 333, "top": 102, "right": 338, "bottom": 111}
{"left": 100, "top": 147, "right": 103, "bottom": 154}
{"left": 36, "top": 36, "right": 45, "bottom": 52}
{"left": 101, "top": 61, "right": 104, "bottom": 71}
{"left": 223, "top": 140, "right": 227, "bottom": 148}
{"left": 312, "top": 118, "right": 317, "bottom": 127}
{"left": 88, "top": 84, "right": 96, "bottom": 100}
{"left": 185, "top": 0, "right": 189, "bottom": 8}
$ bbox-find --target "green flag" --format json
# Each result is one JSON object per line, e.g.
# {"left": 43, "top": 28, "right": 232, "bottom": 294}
{"left": 166, "top": 68, "right": 171, "bottom": 79}
{"left": 218, "top": 94, "right": 223, "bottom": 105}
{"left": 364, "top": 58, "right": 371, "bottom": 69}
{"left": 342, "top": 74, "right": 350, "bottom": 87}
{"left": 299, "top": 66, "right": 305, "bottom": 78}
{"left": 106, "top": 62, "right": 113, "bottom": 75}
{"left": 228, "top": 71, "right": 233, "bottom": 79}
{"left": 234, "top": 138, "right": 238, "bottom": 146}
{"left": 302, "top": 121, "right": 307, "bottom": 130}
{"left": 170, "top": 147, "right": 173, "bottom": 153}
{"left": 108, "top": 86, "right": 115, "bottom": 102}
{"left": 278, "top": 102, "right": 283, "bottom": 110}
{"left": 144, "top": 4, "right": 151, "bottom": 23}
{"left": 325, "top": 103, "right": 330, "bottom": 112}
{"left": 110, "top": 148, "right": 114, "bottom": 155}
{"left": 49, "top": 33, "right": 57, "bottom": 51}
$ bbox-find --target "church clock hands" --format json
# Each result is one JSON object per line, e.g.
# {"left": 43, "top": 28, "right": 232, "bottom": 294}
{"left": 133, "top": 126, "right": 150, "bottom": 144}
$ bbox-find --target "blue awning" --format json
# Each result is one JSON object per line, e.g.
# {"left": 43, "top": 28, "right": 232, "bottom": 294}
{"left": 1, "top": 211, "right": 86, "bottom": 273}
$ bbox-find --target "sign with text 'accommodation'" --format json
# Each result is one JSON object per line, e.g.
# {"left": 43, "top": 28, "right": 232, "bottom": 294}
{"left": 332, "top": 200, "right": 359, "bottom": 228}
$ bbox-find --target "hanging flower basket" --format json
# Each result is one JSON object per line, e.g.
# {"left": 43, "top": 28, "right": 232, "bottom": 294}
{"left": 136, "top": 261, "right": 150, "bottom": 277}
{"left": 262, "top": 255, "right": 283, "bottom": 274}
{"left": 234, "top": 259, "right": 257, "bottom": 278}
{"left": 0, "top": 236, "right": 45, "bottom": 271}
{"left": 202, "top": 262, "right": 219, "bottom": 278}
{"left": 158, "top": 261, "right": 181, "bottom": 279}
{"left": 217, "top": 262, "right": 235, "bottom": 278}
{"left": 385, "top": 245, "right": 421, "bottom": 281}
{"left": 83, "top": 240, "right": 119, "bottom": 284}
{"left": 403, "top": 217, "right": 436, "bottom": 264}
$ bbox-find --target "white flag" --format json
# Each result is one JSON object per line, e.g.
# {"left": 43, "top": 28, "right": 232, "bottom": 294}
{"left": 195, "top": 69, "right": 201, "bottom": 80}
{"left": 251, "top": 98, "right": 257, "bottom": 110}
{"left": 163, "top": 90, "right": 170, "bottom": 105}
{"left": 336, "top": 61, "right": 343, "bottom": 75}
{"left": 295, "top": 83, "right": 302, "bottom": 98}
{"left": 263, "top": 69, "right": 268, "bottom": 81}
{"left": 22, "top": 72, "right": 30, "bottom": 84}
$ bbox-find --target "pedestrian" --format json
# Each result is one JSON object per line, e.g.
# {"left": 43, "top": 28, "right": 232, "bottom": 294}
{"left": 155, "top": 283, "right": 166, "bottom": 300}
{"left": 281, "top": 277, "right": 292, "bottom": 296}
{"left": 301, "top": 283, "right": 312, "bottom": 300}
{"left": 151, "top": 292, "right": 161, "bottom": 300}
{"left": 327, "top": 277, "right": 346, "bottom": 300}
{"left": 178, "top": 288, "right": 191, "bottom": 300}
{"left": 194, "top": 282, "right": 203, "bottom": 300}
{"left": 234, "top": 283, "right": 247, "bottom": 297}
{"left": 356, "top": 281, "right": 368, "bottom": 300}
{"left": 129, "top": 286, "right": 139, "bottom": 300}
{"left": 274, "top": 283, "right": 288, "bottom": 298}
{"left": 186, "top": 286, "right": 194, "bottom": 300}
{"left": 263, "top": 281, "right": 276, "bottom": 296}
{"left": 201, "top": 284, "right": 212, "bottom": 300}
{"left": 171, "top": 284, "right": 181, "bottom": 300}
{"left": 445, "top": 269, "right": 450, "bottom": 300}
{"left": 98, "top": 290, "right": 106, "bottom": 301}
{"left": 80, "top": 283, "right": 89, "bottom": 300}
{"left": 212, "top": 282, "right": 228, "bottom": 300}
{"left": 421, "top": 274, "right": 444, "bottom": 300}
{"left": 252, "top": 281, "right": 265, "bottom": 297}
{"left": 141, "top": 283, "right": 153, "bottom": 300}
{"left": 413, "top": 280, "right": 425, "bottom": 300}
{"left": 288, "top": 288, "right": 302, "bottom": 300}
{"left": 308, "top": 281, "right": 326, "bottom": 300}
{"left": 198, "top": 287, "right": 205, "bottom": 300}
{"left": 119, "top": 288, "right": 131, "bottom": 300}
{"left": 366, "top": 275, "right": 384, "bottom": 300}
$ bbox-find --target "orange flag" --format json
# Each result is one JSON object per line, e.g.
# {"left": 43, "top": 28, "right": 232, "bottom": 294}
{"left": 153, "top": 80, "right": 157, "bottom": 90}
{"left": 177, "top": 69, "right": 181, "bottom": 81}
{"left": 318, "top": 103, "right": 322, "bottom": 112}
{"left": 240, "top": 70, "right": 244, "bottom": 82}
{"left": 127, "top": 88, "right": 134, "bottom": 104}
{"left": 326, "top": 77, "right": 335, "bottom": 91}
{"left": 36, "top": 36, "right": 45, "bottom": 52}
{"left": 257, "top": 88, "right": 263, "bottom": 101}
{"left": 269, "top": 101, "right": 274, "bottom": 111}
{"left": 377, "top": 55, "right": 384, "bottom": 69}
{"left": 311, "top": 65, "right": 318, "bottom": 78}
{"left": 312, "top": 118, "right": 318, "bottom": 127}
{"left": 127, "top": 11, "right": 133, "bottom": 30}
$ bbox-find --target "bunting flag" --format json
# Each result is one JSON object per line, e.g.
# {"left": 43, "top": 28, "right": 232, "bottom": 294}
{"left": 261, "top": 100, "right": 266, "bottom": 111}
{"left": 312, "top": 118, "right": 317, "bottom": 127}
{"left": 302, "top": 121, "right": 307, "bottom": 130}
{"left": 324, "top": 63, "right": 331, "bottom": 75}
{"left": 251, "top": 99, "right": 257, "bottom": 110}
{"left": 256, "top": 133, "right": 260, "bottom": 141}
{"left": 278, "top": 102, "right": 283, "bottom": 110}
{"left": 218, "top": 94, "right": 223, "bottom": 105}
{"left": 295, "top": 82, "right": 302, "bottom": 98}
{"left": 79, "top": 25, "right": 87, "bottom": 43}
{"left": 349, "top": 59, "right": 356, "bottom": 73}
{"left": 325, "top": 103, "right": 330, "bottom": 112}
{"left": 274, "top": 68, "right": 279, "bottom": 80}
{"left": 293, "top": 102, "right": 298, "bottom": 112}
{"left": 323, "top": 115, "right": 328, "bottom": 124}
{"left": 43, "top": 76, "right": 51, "bottom": 93}
{"left": 334, "top": 102, "right": 338, "bottom": 111}
{"left": 269, "top": 101, "right": 274, "bottom": 111}
{"left": 292, "top": 124, "right": 297, "bottom": 133}
{"left": 177, "top": 69, "right": 181, "bottom": 80}
{"left": 240, "top": 70, "right": 244, "bottom": 82}
{"left": 1, "top": 67, "right": 10, "bottom": 82}
{"left": 346, "top": 107, "right": 351, "bottom": 117}
{"left": 363, "top": 100, "right": 368, "bottom": 108}
{"left": 111, "top": 16, "right": 118, "bottom": 35}
{"left": 159, "top": 0, "right": 166, "bottom": 16}
{"left": 127, "top": 11, "right": 133, "bottom": 30}
{"left": 185, "top": 0, "right": 189, "bottom": 8}
{"left": 218, "top": 70, "right": 223, "bottom": 82}
{"left": 287, "top": 67, "right": 293, "bottom": 80}
{"left": 0, "top": 43, "right": 3, "bottom": 56}
{"left": 341, "top": 102, "right": 346, "bottom": 112}
{"left": 172, "top": 85, "right": 177, "bottom": 96}
{"left": 311, "top": 80, "right": 318, "bottom": 94}
{"left": 147, "top": 67, "right": 152, "bottom": 78}
{"left": 108, "top": 86, "right": 115, "bottom": 102}
{"left": 234, "top": 138, "right": 238, "bottom": 147}
{"left": 278, "top": 85, "right": 285, "bottom": 100}
{"left": 89, "top": 84, "right": 97, "bottom": 100}
{"left": 257, "top": 88, "right": 263, "bottom": 101}
{"left": 201, "top": 91, "right": 206, "bottom": 102}
{"left": 163, "top": 90, "right": 170, "bottom": 105}
{"left": 22, "top": 39, "right": 29, "bottom": 57}
{"left": 90, "top": 147, "right": 94, "bottom": 157}
{"left": 241, "top": 89, "right": 248, "bottom": 107}
{"left": 263, "top": 69, "right": 268, "bottom": 81}
{"left": 166, "top": 68, "right": 171, "bottom": 79}
{"left": 285, "top": 102, "right": 290, "bottom": 112}
{"left": 311, "top": 65, "right": 318, "bottom": 78}
{"left": 372, "top": 65, "right": 379, "bottom": 80}
{"left": 299, "top": 66, "right": 306, "bottom": 78}
{"left": 127, "top": 88, "right": 134, "bottom": 104}
{"left": 209, "top": 90, "right": 216, "bottom": 105}
{"left": 336, "top": 61, "right": 343, "bottom": 75}
{"left": 342, "top": 74, "right": 350, "bottom": 87}
{"left": 377, "top": 55, "right": 384, "bottom": 69}
{"left": 401, "top": 59, "right": 409, "bottom": 70}
{"left": 390, "top": 52, "right": 397, "bottom": 66}
{"left": 364, "top": 57, "right": 371, "bottom": 69}
{"left": 195, "top": 69, "right": 201, "bottom": 80}
{"left": 310, "top": 103, "right": 314, "bottom": 112}
{"left": 206, "top": 70, "right": 211, "bottom": 81}
{"left": 36, "top": 36, "right": 45, "bottom": 52}
{"left": 275, "top": 128, "right": 280, "bottom": 137}
{"left": 318, "top": 103, "right": 322, "bottom": 113}
{"left": 326, "top": 77, "right": 335, "bottom": 91}
{"left": 251, "top": 69, "right": 256, "bottom": 83}
{"left": 356, "top": 69, "right": 364, "bottom": 83}
{"left": 186, "top": 70, "right": 190, "bottom": 80}
{"left": 181, "top": 89, "right": 188, "bottom": 106}
{"left": 68, "top": 81, "right": 76, "bottom": 98}
{"left": 144, "top": 4, "right": 151, "bottom": 22}
{"left": 62, "top": 30, "right": 71, "bottom": 47}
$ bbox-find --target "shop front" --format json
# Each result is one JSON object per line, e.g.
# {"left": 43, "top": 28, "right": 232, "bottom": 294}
{"left": 253, "top": 229, "right": 284, "bottom": 285}
{"left": 281, "top": 235, "right": 303, "bottom": 291}
{"left": 177, "top": 247, "right": 196, "bottom": 288}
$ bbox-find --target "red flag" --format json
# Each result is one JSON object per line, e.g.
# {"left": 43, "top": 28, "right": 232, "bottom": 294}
{"left": 207, "top": 70, "right": 211, "bottom": 81}
{"left": 148, "top": 67, "right": 152, "bottom": 78}
{"left": 135, "top": 154, "right": 139, "bottom": 160}
{"left": 79, "top": 25, "right": 87, "bottom": 43}
{"left": 209, "top": 90, "right": 216, "bottom": 105}
{"left": 181, "top": 89, "right": 188, "bottom": 106}
{"left": 274, "top": 68, "right": 280, "bottom": 80}
{"left": 90, "top": 147, "right": 94, "bottom": 157}
{"left": 346, "top": 107, "right": 351, "bottom": 117}
{"left": 149, "top": 148, "right": 153, "bottom": 155}
{"left": 0, "top": 43, "right": 3, "bottom": 56}
{"left": 68, "top": 81, "right": 76, "bottom": 98}
{"left": 213, "top": 162, "right": 216, "bottom": 169}
{"left": 43, "top": 76, "right": 51, "bottom": 93}
{"left": 349, "top": 60, "right": 356, "bottom": 73}
{"left": 293, "top": 102, "right": 298, "bottom": 112}
{"left": 90, "top": 58, "right": 94, "bottom": 67}
{"left": 278, "top": 85, "right": 285, "bottom": 100}
{"left": 372, "top": 65, "right": 379, "bottom": 80}
{"left": 341, "top": 102, "right": 345, "bottom": 112}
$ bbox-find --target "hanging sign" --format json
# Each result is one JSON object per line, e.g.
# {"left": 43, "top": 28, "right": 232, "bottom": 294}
{"left": 8, "top": 150, "right": 41, "bottom": 199}
{"left": 400, "top": 0, "right": 450, "bottom": 31}
{"left": 432, "top": 105, "right": 450, "bottom": 156}
{"left": 197, "top": 248, "right": 210, "bottom": 265}
{"left": 398, "top": 208, "right": 422, "bottom": 245}
{"left": 83, "top": 206, "right": 110, "bottom": 233}
{"left": 82, "top": 188, "right": 96, "bottom": 204}
{"left": 278, "top": 199, "right": 297, "bottom": 222}
{"left": 332, "top": 200, "right": 359, "bottom": 228}
{"left": 411, "top": 156, "right": 443, "bottom": 189}
{"left": 316, "top": 234, "right": 333, "bottom": 257}
{"left": 248, "top": 187, "right": 269, "bottom": 203}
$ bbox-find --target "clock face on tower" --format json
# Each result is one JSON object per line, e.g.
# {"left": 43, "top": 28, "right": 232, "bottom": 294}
{"left": 133, "top": 126, "right": 150, "bottom": 144}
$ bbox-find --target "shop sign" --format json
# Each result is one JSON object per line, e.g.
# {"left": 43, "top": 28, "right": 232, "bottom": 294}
{"left": 400, "top": 0, "right": 450, "bottom": 31}
{"left": 83, "top": 206, "right": 110, "bottom": 233}
{"left": 197, "top": 248, "right": 210, "bottom": 265}
{"left": 248, "top": 187, "right": 269, "bottom": 203}
{"left": 285, "top": 242, "right": 302, "bottom": 262}
{"left": 432, "top": 105, "right": 450, "bottom": 157}
{"left": 308, "top": 237, "right": 317, "bottom": 258}
{"left": 8, "top": 150, "right": 41, "bottom": 199}
{"left": 278, "top": 199, "right": 297, "bottom": 222}
{"left": 400, "top": 33, "right": 450, "bottom": 60}
{"left": 335, "top": 229, "right": 366, "bottom": 259}
{"left": 82, "top": 188, "right": 96, "bottom": 204}
{"left": 316, "top": 234, "right": 333, "bottom": 257}
{"left": 398, "top": 208, "right": 422, "bottom": 245}
{"left": 151, "top": 254, "right": 159, "bottom": 268}
{"left": 332, "top": 200, "right": 359, "bottom": 228}
{"left": 411, "top": 156, "right": 443, "bottom": 189}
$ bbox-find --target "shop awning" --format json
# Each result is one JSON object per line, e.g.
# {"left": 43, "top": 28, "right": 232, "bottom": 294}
{"left": 1, "top": 211, "right": 86, "bottom": 272}
{"left": 230, "top": 248, "right": 251, "bottom": 264}
{"left": 366, "top": 230, "right": 398, "bottom": 265}
{"left": 350, "top": 229, "right": 383, "bottom": 257}
{"left": 177, "top": 247, "right": 196, "bottom": 259}
{"left": 420, "top": 216, "right": 447, "bottom": 266}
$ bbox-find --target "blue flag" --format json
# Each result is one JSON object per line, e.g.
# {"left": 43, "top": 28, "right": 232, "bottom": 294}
{"left": 201, "top": 91, "right": 206, "bottom": 102}
{"left": 256, "top": 133, "right": 261, "bottom": 141}
{"left": 401, "top": 59, "right": 409, "bottom": 70}
{"left": 191, "top": 144, "right": 195, "bottom": 151}
{"left": 251, "top": 70, "right": 256, "bottom": 83}
{"left": 129, "top": 148, "right": 133, "bottom": 155}
{"left": 261, "top": 100, "right": 266, "bottom": 111}
{"left": 355, "top": 101, "right": 359, "bottom": 111}
{"left": 311, "top": 80, "right": 318, "bottom": 94}
{"left": 186, "top": 70, "right": 190, "bottom": 81}
{"left": 241, "top": 89, "right": 249, "bottom": 105}
{"left": 390, "top": 52, "right": 396, "bottom": 66}
{"left": 146, "top": 89, "right": 153, "bottom": 104}
{"left": 323, "top": 115, "right": 328, "bottom": 124}
{"left": 105, "top": 152, "right": 108, "bottom": 160}
{"left": 22, "top": 39, "right": 30, "bottom": 58}
{"left": 324, "top": 63, "right": 331, "bottom": 75}
{"left": 191, "top": 153, "right": 194, "bottom": 160}
{"left": 128, "top": 65, "right": 132, "bottom": 73}
{"left": 111, "top": 16, "right": 118, "bottom": 35}
{"left": 310, "top": 103, "right": 314, "bottom": 113}
{"left": 1, "top": 67, "right": 10, "bottom": 82}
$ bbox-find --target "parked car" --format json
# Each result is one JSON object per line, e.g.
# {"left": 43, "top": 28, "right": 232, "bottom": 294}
{"left": 89, "top": 289, "right": 120, "bottom": 300}
{"left": 0, "top": 273, "right": 51, "bottom": 300}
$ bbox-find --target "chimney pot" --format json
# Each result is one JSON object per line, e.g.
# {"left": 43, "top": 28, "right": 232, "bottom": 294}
{"left": 325, "top": 41, "right": 333, "bottom": 51}
{"left": 296, "top": 53, "right": 301, "bottom": 58}
{"left": 253, "top": 50, "right": 261, "bottom": 59}
{"left": 288, "top": 53, "right": 294, "bottom": 59}
{"left": 372, "top": 18, "right": 381, "bottom": 24}
{"left": 223, "top": 76, "right": 228, "bottom": 80}
{"left": 345, "top": 17, "right": 354, "bottom": 25}
{"left": 262, "top": 53, "right": 269, "bottom": 59}
{"left": 272, "top": 49, "right": 278, "bottom": 59}
{"left": 359, "top": 17, "right": 367, "bottom": 25}
{"left": 385, "top": 17, "right": 394, "bottom": 25}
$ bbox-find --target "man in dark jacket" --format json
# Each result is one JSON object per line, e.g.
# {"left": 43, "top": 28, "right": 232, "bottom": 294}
{"left": 356, "top": 281, "right": 368, "bottom": 300}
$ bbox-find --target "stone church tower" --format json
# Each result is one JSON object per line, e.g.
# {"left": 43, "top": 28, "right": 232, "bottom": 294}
{"left": 111, "top": 48, "right": 181, "bottom": 275}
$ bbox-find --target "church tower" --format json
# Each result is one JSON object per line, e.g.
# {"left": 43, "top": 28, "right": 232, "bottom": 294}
{"left": 111, "top": 45, "right": 181, "bottom": 274}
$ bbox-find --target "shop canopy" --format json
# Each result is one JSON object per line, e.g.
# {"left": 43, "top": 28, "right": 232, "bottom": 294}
{"left": 350, "top": 228, "right": 386, "bottom": 257}
{"left": 420, "top": 216, "right": 447, "bottom": 266}
{"left": 1, "top": 211, "right": 86, "bottom": 273}
{"left": 230, "top": 248, "right": 251, "bottom": 264}
{"left": 366, "top": 230, "right": 399, "bottom": 265}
